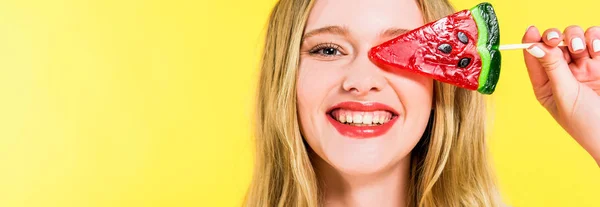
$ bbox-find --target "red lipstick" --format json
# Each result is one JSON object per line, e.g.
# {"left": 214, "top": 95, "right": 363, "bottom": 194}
{"left": 326, "top": 102, "right": 399, "bottom": 139}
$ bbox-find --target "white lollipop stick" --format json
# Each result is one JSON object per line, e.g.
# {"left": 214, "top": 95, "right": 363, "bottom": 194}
{"left": 499, "top": 41, "right": 566, "bottom": 50}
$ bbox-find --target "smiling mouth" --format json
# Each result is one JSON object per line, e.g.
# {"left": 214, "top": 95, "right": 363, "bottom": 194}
{"left": 325, "top": 101, "right": 400, "bottom": 138}
{"left": 328, "top": 109, "right": 397, "bottom": 126}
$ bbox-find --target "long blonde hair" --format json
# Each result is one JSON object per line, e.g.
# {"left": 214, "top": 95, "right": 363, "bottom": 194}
{"left": 244, "top": 0, "right": 499, "bottom": 206}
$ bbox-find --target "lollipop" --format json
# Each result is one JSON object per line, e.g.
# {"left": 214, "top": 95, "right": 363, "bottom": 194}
{"left": 369, "top": 2, "right": 500, "bottom": 94}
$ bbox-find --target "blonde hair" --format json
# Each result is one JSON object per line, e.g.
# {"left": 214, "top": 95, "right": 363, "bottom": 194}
{"left": 244, "top": 0, "right": 499, "bottom": 206}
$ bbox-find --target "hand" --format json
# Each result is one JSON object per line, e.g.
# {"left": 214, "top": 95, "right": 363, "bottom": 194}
{"left": 522, "top": 25, "right": 600, "bottom": 166}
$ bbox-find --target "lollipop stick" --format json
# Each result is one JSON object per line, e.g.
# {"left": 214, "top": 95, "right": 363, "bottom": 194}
{"left": 499, "top": 41, "right": 566, "bottom": 50}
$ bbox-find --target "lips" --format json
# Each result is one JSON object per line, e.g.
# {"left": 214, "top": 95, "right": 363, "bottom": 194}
{"left": 326, "top": 101, "right": 399, "bottom": 138}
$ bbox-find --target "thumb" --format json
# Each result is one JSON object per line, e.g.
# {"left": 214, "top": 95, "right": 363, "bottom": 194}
{"left": 525, "top": 43, "right": 579, "bottom": 98}
{"left": 522, "top": 26, "right": 549, "bottom": 88}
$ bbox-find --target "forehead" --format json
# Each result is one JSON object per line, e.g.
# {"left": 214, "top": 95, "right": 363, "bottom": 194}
{"left": 305, "top": 0, "right": 424, "bottom": 34}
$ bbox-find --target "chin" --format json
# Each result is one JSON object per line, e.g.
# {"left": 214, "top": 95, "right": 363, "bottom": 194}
{"left": 317, "top": 128, "right": 417, "bottom": 176}
{"left": 330, "top": 156, "right": 407, "bottom": 176}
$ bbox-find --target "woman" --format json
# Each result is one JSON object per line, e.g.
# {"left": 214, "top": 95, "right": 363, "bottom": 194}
{"left": 244, "top": 0, "right": 600, "bottom": 206}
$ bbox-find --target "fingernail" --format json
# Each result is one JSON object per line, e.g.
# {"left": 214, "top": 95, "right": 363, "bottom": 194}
{"left": 547, "top": 31, "right": 560, "bottom": 40}
{"left": 571, "top": 37, "right": 585, "bottom": 51}
{"left": 526, "top": 25, "right": 534, "bottom": 32}
{"left": 593, "top": 39, "right": 600, "bottom": 52}
{"left": 527, "top": 46, "right": 545, "bottom": 58}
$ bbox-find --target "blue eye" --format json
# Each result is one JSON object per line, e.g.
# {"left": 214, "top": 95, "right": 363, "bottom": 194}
{"left": 309, "top": 43, "right": 343, "bottom": 57}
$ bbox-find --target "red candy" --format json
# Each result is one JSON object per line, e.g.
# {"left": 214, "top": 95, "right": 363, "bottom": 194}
{"left": 369, "top": 10, "right": 482, "bottom": 90}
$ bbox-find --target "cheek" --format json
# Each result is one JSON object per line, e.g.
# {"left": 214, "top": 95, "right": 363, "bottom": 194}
{"left": 389, "top": 72, "right": 434, "bottom": 110}
{"left": 296, "top": 59, "right": 344, "bottom": 143}
{"left": 297, "top": 60, "right": 343, "bottom": 98}
{"left": 388, "top": 74, "right": 434, "bottom": 152}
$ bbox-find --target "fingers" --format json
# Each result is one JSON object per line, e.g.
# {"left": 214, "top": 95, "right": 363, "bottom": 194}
{"left": 564, "top": 25, "right": 590, "bottom": 61}
{"left": 525, "top": 41, "right": 579, "bottom": 99}
{"left": 542, "top": 28, "right": 564, "bottom": 47}
{"left": 540, "top": 28, "right": 571, "bottom": 62}
{"left": 560, "top": 46, "right": 572, "bottom": 63}
{"left": 584, "top": 26, "right": 600, "bottom": 59}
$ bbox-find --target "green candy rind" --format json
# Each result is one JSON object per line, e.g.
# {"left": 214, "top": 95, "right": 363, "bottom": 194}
{"left": 471, "top": 5, "right": 491, "bottom": 92}
{"left": 470, "top": 2, "right": 501, "bottom": 94}
{"left": 485, "top": 49, "right": 501, "bottom": 93}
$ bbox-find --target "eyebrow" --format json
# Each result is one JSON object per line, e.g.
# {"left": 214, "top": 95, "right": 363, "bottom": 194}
{"left": 302, "top": 26, "right": 409, "bottom": 40}
{"left": 303, "top": 25, "right": 349, "bottom": 39}
{"left": 380, "top": 28, "right": 410, "bottom": 39}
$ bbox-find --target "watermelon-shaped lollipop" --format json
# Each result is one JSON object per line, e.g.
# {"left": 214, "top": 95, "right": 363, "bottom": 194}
{"left": 369, "top": 2, "right": 500, "bottom": 94}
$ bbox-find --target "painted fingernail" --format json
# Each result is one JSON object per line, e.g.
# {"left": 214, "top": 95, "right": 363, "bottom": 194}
{"left": 547, "top": 31, "right": 560, "bottom": 40}
{"left": 527, "top": 46, "right": 545, "bottom": 58}
{"left": 526, "top": 25, "right": 534, "bottom": 32}
{"left": 571, "top": 37, "right": 585, "bottom": 51}
{"left": 593, "top": 39, "right": 600, "bottom": 52}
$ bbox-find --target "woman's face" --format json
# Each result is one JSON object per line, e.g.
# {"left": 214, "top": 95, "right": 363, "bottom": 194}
{"left": 297, "top": 0, "right": 433, "bottom": 175}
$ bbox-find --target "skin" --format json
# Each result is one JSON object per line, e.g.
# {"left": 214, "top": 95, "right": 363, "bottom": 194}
{"left": 296, "top": 0, "right": 600, "bottom": 206}
{"left": 297, "top": 0, "right": 430, "bottom": 206}
{"left": 523, "top": 26, "right": 600, "bottom": 166}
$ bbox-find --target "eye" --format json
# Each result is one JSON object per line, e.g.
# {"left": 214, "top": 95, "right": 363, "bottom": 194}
{"left": 309, "top": 43, "right": 343, "bottom": 57}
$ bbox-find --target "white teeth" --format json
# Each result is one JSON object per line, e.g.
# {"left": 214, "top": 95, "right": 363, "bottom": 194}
{"left": 363, "top": 114, "right": 372, "bottom": 125}
{"left": 331, "top": 110, "right": 394, "bottom": 125}
{"left": 353, "top": 113, "right": 362, "bottom": 124}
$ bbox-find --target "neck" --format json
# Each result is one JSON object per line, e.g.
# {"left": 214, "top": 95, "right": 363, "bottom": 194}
{"left": 312, "top": 154, "right": 411, "bottom": 207}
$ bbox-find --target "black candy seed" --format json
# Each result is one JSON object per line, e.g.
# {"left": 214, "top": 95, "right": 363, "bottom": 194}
{"left": 458, "top": 57, "right": 471, "bottom": 68}
{"left": 438, "top": 43, "right": 452, "bottom": 54}
{"left": 457, "top": 32, "right": 468, "bottom": 44}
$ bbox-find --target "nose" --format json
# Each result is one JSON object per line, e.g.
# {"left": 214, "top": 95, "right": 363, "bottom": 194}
{"left": 342, "top": 56, "right": 386, "bottom": 96}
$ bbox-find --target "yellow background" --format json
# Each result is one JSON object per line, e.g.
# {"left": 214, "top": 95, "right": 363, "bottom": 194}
{"left": 0, "top": 0, "right": 598, "bottom": 206}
